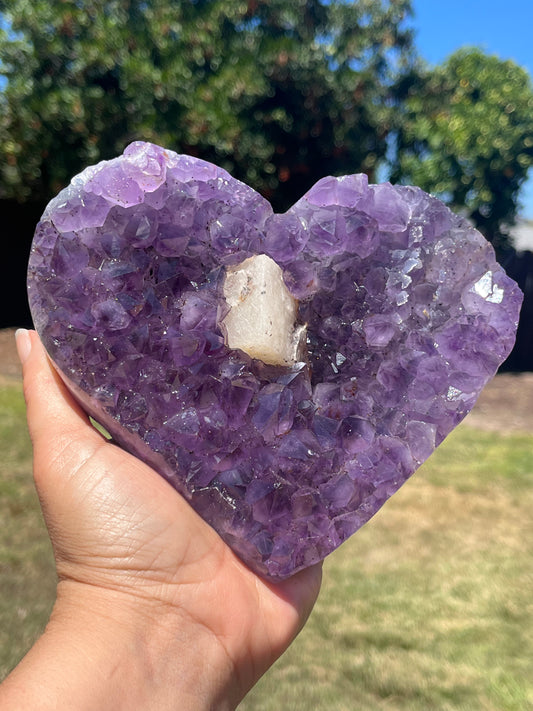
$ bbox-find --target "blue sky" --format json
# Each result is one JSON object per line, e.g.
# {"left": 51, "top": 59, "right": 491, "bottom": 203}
{"left": 411, "top": 0, "right": 533, "bottom": 218}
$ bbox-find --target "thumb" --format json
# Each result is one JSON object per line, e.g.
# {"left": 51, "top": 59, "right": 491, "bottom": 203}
{"left": 15, "top": 329, "right": 104, "bottom": 492}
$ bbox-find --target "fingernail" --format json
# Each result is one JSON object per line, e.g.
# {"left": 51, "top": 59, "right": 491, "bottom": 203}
{"left": 15, "top": 328, "right": 32, "bottom": 366}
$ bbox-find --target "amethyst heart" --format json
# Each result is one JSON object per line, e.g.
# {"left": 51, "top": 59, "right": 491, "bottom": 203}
{"left": 28, "top": 141, "right": 523, "bottom": 579}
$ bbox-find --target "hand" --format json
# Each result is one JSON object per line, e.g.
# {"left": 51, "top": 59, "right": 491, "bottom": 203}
{"left": 0, "top": 330, "right": 322, "bottom": 710}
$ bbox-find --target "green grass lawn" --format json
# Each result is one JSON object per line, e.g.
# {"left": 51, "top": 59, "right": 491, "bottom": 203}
{"left": 1, "top": 379, "right": 532, "bottom": 709}
{"left": 0, "top": 381, "right": 56, "bottom": 678}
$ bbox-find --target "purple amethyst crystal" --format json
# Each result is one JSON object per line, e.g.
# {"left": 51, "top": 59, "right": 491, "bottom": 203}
{"left": 28, "top": 141, "right": 523, "bottom": 579}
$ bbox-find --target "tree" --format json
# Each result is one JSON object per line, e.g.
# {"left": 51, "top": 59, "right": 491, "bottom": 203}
{"left": 0, "top": 0, "right": 414, "bottom": 211}
{"left": 390, "top": 49, "right": 533, "bottom": 247}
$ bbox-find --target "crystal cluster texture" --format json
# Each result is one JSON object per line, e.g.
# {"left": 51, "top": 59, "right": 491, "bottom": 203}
{"left": 28, "top": 141, "right": 523, "bottom": 579}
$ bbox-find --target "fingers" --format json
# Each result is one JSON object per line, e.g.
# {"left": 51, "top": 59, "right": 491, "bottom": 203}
{"left": 15, "top": 329, "right": 103, "bottom": 477}
{"left": 16, "top": 329, "right": 93, "bottom": 436}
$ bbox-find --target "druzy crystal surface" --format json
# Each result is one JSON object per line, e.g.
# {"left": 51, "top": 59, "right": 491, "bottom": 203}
{"left": 28, "top": 141, "right": 523, "bottom": 579}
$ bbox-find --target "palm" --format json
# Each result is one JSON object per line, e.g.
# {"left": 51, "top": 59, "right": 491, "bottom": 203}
{"left": 25, "top": 333, "right": 322, "bottom": 701}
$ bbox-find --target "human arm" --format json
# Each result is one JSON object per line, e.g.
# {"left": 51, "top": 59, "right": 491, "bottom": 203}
{"left": 0, "top": 330, "right": 322, "bottom": 710}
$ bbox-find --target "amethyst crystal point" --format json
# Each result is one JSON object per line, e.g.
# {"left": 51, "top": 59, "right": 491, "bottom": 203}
{"left": 28, "top": 141, "right": 523, "bottom": 579}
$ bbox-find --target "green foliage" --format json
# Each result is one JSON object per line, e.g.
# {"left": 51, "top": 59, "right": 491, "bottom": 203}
{"left": 3, "top": 4, "right": 533, "bottom": 232}
{"left": 0, "top": 0, "right": 413, "bottom": 210}
{"left": 391, "top": 49, "right": 533, "bottom": 247}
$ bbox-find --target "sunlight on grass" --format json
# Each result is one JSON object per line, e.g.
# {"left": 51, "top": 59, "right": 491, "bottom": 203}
{"left": 240, "top": 430, "right": 533, "bottom": 711}
{"left": 1, "top": 382, "right": 532, "bottom": 709}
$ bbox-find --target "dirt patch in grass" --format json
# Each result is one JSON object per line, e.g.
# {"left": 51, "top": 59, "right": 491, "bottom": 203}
{"left": 2, "top": 327, "right": 532, "bottom": 432}
{"left": 0, "top": 329, "right": 22, "bottom": 382}
{"left": 463, "top": 371, "right": 533, "bottom": 434}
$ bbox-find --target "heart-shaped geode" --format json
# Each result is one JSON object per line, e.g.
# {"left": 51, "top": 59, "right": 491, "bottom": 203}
{"left": 28, "top": 141, "right": 523, "bottom": 579}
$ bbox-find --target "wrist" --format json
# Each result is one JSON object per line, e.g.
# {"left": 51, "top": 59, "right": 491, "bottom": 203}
{"left": 1, "top": 579, "right": 236, "bottom": 711}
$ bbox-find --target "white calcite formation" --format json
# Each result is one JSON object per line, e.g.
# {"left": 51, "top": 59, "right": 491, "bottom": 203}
{"left": 221, "top": 254, "right": 306, "bottom": 366}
